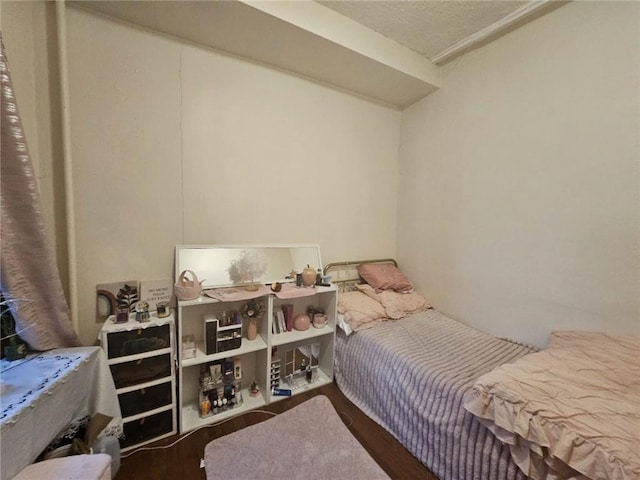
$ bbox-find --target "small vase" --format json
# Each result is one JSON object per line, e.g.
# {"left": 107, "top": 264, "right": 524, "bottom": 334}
{"left": 301, "top": 267, "right": 316, "bottom": 287}
{"left": 246, "top": 317, "right": 258, "bottom": 340}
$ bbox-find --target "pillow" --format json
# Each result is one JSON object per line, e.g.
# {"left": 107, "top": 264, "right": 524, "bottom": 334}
{"left": 356, "top": 284, "right": 430, "bottom": 320}
{"left": 549, "top": 331, "right": 640, "bottom": 358}
{"left": 548, "top": 330, "right": 640, "bottom": 362}
{"left": 357, "top": 263, "right": 413, "bottom": 293}
{"left": 337, "top": 291, "right": 386, "bottom": 331}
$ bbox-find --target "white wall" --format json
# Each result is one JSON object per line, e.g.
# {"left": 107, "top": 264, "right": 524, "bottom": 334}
{"left": 65, "top": 8, "right": 400, "bottom": 344}
{"left": 398, "top": 1, "right": 640, "bottom": 347}
{"left": 8, "top": 2, "right": 637, "bottom": 348}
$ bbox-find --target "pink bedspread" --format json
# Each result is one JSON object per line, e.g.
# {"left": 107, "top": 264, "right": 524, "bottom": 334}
{"left": 464, "top": 331, "right": 640, "bottom": 480}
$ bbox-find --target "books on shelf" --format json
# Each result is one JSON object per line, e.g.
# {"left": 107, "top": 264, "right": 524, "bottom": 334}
{"left": 272, "top": 310, "right": 279, "bottom": 334}
{"left": 277, "top": 310, "right": 285, "bottom": 333}
{"left": 272, "top": 305, "right": 290, "bottom": 335}
{"left": 281, "top": 304, "right": 294, "bottom": 332}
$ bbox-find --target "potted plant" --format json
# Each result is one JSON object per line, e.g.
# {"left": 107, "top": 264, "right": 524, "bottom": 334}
{"left": 1, "top": 295, "right": 27, "bottom": 360}
{"left": 240, "top": 298, "right": 265, "bottom": 340}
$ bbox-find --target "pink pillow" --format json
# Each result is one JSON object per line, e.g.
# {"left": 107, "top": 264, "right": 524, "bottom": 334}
{"left": 549, "top": 331, "right": 639, "bottom": 351}
{"left": 337, "top": 291, "right": 386, "bottom": 331}
{"left": 356, "top": 284, "right": 430, "bottom": 320}
{"left": 357, "top": 263, "right": 414, "bottom": 293}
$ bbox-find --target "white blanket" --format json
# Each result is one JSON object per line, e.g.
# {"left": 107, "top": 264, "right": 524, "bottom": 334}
{"left": 1, "top": 347, "right": 122, "bottom": 480}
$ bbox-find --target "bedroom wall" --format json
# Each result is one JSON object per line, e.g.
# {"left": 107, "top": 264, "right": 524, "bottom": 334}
{"left": 397, "top": 1, "right": 640, "bottom": 347}
{"left": 65, "top": 7, "right": 400, "bottom": 345}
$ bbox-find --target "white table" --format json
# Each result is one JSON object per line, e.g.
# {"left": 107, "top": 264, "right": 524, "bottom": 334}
{"left": 0, "top": 347, "right": 122, "bottom": 480}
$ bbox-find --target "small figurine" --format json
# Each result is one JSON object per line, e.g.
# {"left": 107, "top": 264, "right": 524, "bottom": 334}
{"left": 249, "top": 381, "right": 260, "bottom": 397}
{"left": 135, "top": 301, "right": 150, "bottom": 322}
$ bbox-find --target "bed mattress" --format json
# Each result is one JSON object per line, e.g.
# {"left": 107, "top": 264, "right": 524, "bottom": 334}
{"left": 334, "top": 309, "right": 536, "bottom": 480}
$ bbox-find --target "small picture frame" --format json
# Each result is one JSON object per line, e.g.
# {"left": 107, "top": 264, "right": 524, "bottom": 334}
{"left": 209, "top": 363, "right": 222, "bottom": 383}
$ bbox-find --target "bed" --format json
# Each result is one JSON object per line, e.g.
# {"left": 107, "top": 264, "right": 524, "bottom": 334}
{"left": 326, "top": 259, "right": 537, "bottom": 480}
{"left": 327, "top": 259, "right": 640, "bottom": 480}
{"left": 464, "top": 331, "right": 640, "bottom": 480}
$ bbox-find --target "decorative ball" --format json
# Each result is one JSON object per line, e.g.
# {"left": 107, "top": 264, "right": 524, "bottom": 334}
{"left": 293, "top": 314, "right": 311, "bottom": 331}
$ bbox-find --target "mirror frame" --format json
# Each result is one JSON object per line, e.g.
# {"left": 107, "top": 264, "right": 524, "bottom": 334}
{"left": 175, "top": 244, "right": 323, "bottom": 290}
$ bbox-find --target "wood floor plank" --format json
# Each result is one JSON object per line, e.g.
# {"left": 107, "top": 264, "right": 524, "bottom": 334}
{"left": 115, "top": 383, "right": 438, "bottom": 480}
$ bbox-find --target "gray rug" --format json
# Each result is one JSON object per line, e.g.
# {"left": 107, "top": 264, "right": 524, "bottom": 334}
{"left": 204, "top": 395, "right": 390, "bottom": 480}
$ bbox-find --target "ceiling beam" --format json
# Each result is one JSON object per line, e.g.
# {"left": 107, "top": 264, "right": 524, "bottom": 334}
{"left": 68, "top": 0, "right": 441, "bottom": 108}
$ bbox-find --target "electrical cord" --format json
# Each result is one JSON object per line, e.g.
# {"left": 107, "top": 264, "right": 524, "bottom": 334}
{"left": 338, "top": 410, "right": 353, "bottom": 428}
{"left": 120, "top": 409, "right": 277, "bottom": 458}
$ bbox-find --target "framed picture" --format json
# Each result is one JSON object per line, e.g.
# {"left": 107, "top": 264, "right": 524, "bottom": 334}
{"left": 139, "top": 279, "right": 173, "bottom": 311}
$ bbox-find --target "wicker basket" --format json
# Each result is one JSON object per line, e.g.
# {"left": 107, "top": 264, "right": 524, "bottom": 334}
{"left": 174, "top": 270, "right": 203, "bottom": 301}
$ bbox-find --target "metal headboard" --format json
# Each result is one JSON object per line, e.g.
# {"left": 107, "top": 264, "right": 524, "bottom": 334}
{"left": 323, "top": 258, "right": 397, "bottom": 274}
{"left": 323, "top": 258, "right": 398, "bottom": 292}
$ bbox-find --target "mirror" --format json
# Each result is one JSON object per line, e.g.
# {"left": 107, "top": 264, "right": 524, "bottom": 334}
{"left": 175, "top": 244, "right": 322, "bottom": 289}
{"left": 284, "top": 343, "right": 319, "bottom": 378}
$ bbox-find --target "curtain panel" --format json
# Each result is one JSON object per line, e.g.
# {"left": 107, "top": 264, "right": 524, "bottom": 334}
{"left": 0, "top": 35, "right": 80, "bottom": 350}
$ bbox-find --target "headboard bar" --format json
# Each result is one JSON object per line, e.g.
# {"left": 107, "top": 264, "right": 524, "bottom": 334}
{"left": 323, "top": 258, "right": 397, "bottom": 275}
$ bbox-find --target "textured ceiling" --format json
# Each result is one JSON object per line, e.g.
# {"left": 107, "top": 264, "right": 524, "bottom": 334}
{"left": 317, "top": 1, "right": 539, "bottom": 62}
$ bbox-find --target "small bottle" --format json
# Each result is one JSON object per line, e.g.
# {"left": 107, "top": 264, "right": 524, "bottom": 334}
{"left": 271, "top": 387, "right": 292, "bottom": 396}
{"left": 200, "top": 396, "right": 211, "bottom": 417}
{"left": 306, "top": 364, "right": 312, "bottom": 382}
{"left": 315, "top": 269, "right": 322, "bottom": 285}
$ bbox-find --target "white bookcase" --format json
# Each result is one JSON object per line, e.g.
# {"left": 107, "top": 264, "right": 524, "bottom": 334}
{"left": 176, "top": 285, "right": 336, "bottom": 433}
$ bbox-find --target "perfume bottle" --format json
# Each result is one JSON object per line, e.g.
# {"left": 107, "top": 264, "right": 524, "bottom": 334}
{"left": 200, "top": 395, "right": 211, "bottom": 417}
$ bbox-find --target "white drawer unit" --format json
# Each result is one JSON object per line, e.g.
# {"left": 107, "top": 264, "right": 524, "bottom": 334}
{"left": 100, "top": 314, "right": 177, "bottom": 451}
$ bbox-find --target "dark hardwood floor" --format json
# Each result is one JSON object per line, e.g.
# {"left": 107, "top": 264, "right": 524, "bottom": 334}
{"left": 115, "top": 383, "right": 438, "bottom": 479}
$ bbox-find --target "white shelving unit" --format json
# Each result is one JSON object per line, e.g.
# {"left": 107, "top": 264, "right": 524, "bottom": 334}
{"left": 176, "top": 285, "right": 336, "bottom": 434}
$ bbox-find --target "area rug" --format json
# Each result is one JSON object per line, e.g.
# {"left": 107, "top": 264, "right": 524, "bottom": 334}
{"left": 204, "top": 395, "right": 390, "bottom": 480}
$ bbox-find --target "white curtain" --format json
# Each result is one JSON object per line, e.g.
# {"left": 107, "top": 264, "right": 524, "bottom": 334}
{"left": 0, "top": 34, "right": 80, "bottom": 350}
